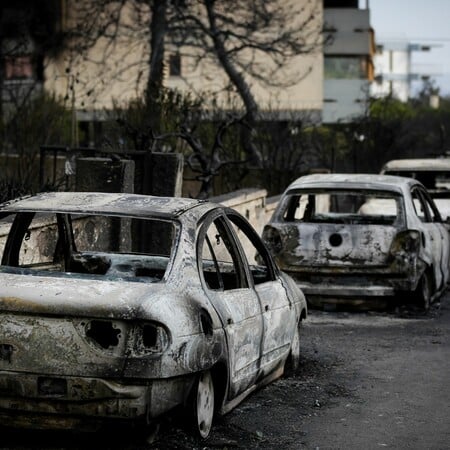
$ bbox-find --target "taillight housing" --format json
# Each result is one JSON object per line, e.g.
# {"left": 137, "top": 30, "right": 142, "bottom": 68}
{"left": 390, "top": 230, "right": 421, "bottom": 257}
{"left": 78, "top": 319, "right": 170, "bottom": 357}
{"left": 262, "top": 225, "right": 283, "bottom": 254}
{"left": 85, "top": 320, "right": 123, "bottom": 350}
{"left": 132, "top": 322, "right": 170, "bottom": 356}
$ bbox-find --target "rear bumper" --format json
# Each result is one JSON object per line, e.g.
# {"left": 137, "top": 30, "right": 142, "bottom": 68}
{"left": 298, "top": 281, "right": 395, "bottom": 297}
{"left": 283, "top": 268, "right": 420, "bottom": 303}
{"left": 0, "top": 370, "right": 192, "bottom": 430}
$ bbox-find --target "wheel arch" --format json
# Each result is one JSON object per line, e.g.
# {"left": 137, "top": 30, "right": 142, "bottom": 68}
{"left": 300, "top": 307, "right": 307, "bottom": 321}
{"left": 423, "top": 264, "right": 436, "bottom": 293}
{"left": 210, "top": 360, "right": 229, "bottom": 414}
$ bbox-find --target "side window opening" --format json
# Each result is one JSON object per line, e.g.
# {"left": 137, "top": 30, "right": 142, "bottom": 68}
{"left": 2, "top": 212, "right": 63, "bottom": 270}
{"left": 226, "top": 213, "right": 276, "bottom": 286}
{"left": 202, "top": 234, "right": 224, "bottom": 290}
{"left": 420, "top": 190, "right": 442, "bottom": 223}
{"left": 200, "top": 217, "right": 247, "bottom": 291}
{"left": 412, "top": 189, "right": 430, "bottom": 222}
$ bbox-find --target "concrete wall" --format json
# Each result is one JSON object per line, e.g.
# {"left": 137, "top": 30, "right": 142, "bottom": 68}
{"left": 211, "top": 188, "right": 278, "bottom": 236}
{"left": 75, "top": 158, "right": 135, "bottom": 193}
{"left": 212, "top": 189, "right": 279, "bottom": 265}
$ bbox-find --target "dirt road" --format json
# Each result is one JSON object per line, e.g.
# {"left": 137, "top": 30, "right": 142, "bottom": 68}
{"left": 2, "top": 296, "right": 450, "bottom": 449}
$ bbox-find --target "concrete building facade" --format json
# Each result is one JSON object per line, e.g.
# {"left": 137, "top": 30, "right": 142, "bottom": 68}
{"left": 322, "top": 0, "right": 375, "bottom": 124}
{"left": 1, "top": 0, "right": 378, "bottom": 129}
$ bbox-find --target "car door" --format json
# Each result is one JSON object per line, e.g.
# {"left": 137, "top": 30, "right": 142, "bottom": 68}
{"left": 224, "top": 212, "right": 296, "bottom": 375}
{"left": 411, "top": 186, "right": 447, "bottom": 290}
{"left": 417, "top": 188, "right": 450, "bottom": 286}
{"left": 197, "top": 212, "right": 263, "bottom": 399}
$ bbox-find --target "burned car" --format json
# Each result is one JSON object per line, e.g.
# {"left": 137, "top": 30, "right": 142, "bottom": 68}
{"left": 381, "top": 158, "right": 450, "bottom": 221}
{"left": 0, "top": 192, "right": 306, "bottom": 438}
{"left": 262, "top": 174, "right": 450, "bottom": 309}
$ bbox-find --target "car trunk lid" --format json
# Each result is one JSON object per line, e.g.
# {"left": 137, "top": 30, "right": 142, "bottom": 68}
{"left": 0, "top": 273, "right": 163, "bottom": 378}
{"left": 278, "top": 223, "right": 397, "bottom": 268}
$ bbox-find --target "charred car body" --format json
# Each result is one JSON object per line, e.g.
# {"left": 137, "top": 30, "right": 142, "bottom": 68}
{"left": 381, "top": 158, "right": 450, "bottom": 221}
{"left": 0, "top": 192, "right": 306, "bottom": 438}
{"left": 263, "top": 174, "right": 450, "bottom": 309}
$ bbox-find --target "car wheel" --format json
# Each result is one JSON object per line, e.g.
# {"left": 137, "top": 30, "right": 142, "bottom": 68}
{"left": 416, "top": 272, "right": 432, "bottom": 311}
{"left": 284, "top": 321, "right": 301, "bottom": 376}
{"left": 190, "top": 370, "right": 215, "bottom": 439}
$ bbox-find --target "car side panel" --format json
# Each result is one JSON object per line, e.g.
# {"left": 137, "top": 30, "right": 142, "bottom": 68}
{"left": 256, "top": 280, "right": 295, "bottom": 373}
{"left": 205, "top": 288, "right": 263, "bottom": 399}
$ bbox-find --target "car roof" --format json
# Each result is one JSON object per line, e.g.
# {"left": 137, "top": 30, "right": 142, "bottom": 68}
{"left": 0, "top": 192, "right": 215, "bottom": 219}
{"left": 382, "top": 158, "right": 450, "bottom": 172}
{"left": 285, "top": 173, "right": 420, "bottom": 193}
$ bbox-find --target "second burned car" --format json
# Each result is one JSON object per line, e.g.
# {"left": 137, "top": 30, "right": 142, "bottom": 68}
{"left": 381, "top": 157, "right": 450, "bottom": 221}
{"left": 262, "top": 174, "right": 450, "bottom": 309}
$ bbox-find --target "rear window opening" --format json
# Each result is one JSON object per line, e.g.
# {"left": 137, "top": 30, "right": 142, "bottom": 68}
{"left": 281, "top": 190, "right": 403, "bottom": 226}
{"left": 0, "top": 212, "right": 178, "bottom": 282}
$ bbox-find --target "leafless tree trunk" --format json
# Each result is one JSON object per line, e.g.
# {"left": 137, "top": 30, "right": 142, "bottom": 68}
{"left": 146, "top": 0, "right": 168, "bottom": 134}
{"left": 147, "top": 0, "right": 167, "bottom": 98}
{"left": 203, "top": 0, "right": 261, "bottom": 165}
{"left": 63, "top": 0, "right": 321, "bottom": 164}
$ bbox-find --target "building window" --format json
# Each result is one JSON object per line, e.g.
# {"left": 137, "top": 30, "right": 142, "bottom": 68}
{"left": 169, "top": 53, "right": 181, "bottom": 77}
{"left": 4, "top": 55, "right": 34, "bottom": 80}
{"left": 324, "top": 56, "right": 368, "bottom": 79}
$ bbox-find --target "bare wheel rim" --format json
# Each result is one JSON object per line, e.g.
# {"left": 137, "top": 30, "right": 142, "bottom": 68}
{"left": 195, "top": 370, "right": 214, "bottom": 439}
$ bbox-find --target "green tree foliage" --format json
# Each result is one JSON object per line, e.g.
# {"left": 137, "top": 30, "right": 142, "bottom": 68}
{"left": 317, "top": 93, "right": 450, "bottom": 176}
{"left": 370, "top": 96, "right": 417, "bottom": 121}
{"left": 365, "top": 94, "right": 450, "bottom": 169}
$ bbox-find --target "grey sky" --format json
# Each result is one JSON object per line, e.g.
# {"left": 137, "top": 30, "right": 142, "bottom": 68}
{"left": 367, "top": 0, "right": 450, "bottom": 95}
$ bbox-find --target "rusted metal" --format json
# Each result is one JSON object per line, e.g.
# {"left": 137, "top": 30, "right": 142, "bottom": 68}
{"left": 0, "top": 192, "right": 307, "bottom": 436}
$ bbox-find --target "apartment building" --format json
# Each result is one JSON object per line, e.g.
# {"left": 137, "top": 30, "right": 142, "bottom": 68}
{"left": 164, "top": 2, "right": 323, "bottom": 122}
{"left": 372, "top": 41, "right": 435, "bottom": 102}
{"left": 1, "top": 0, "right": 376, "bottom": 128}
{"left": 322, "top": 0, "right": 375, "bottom": 123}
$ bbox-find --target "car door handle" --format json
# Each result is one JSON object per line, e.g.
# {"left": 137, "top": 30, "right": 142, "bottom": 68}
{"left": 264, "top": 305, "right": 269, "bottom": 312}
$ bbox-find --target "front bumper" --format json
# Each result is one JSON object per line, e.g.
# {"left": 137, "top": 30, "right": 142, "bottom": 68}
{"left": 0, "top": 370, "right": 193, "bottom": 430}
